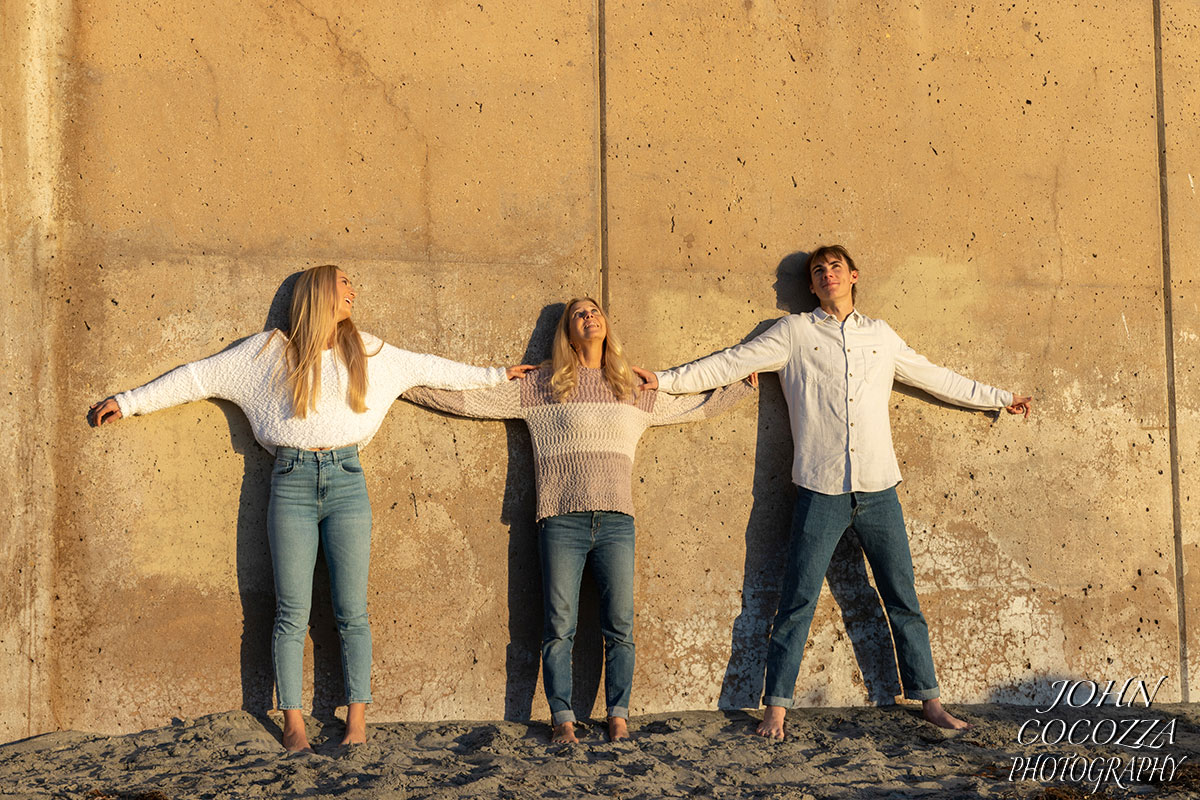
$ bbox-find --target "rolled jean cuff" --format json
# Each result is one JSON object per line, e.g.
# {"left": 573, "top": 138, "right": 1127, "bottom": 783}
{"left": 607, "top": 706, "right": 628, "bottom": 720}
{"left": 905, "top": 686, "right": 940, "bottom": 701}
{"left": 763, "top": 695, "right": 795, "bottom": 709}
{"left": 552, "top": 709, "right": 577, "bottom": 725}
{"left": 348, "top": 696, "right": 373, "bottom": 705}
{"left": 278, "top": 703, "right": 303, "bottom": 711}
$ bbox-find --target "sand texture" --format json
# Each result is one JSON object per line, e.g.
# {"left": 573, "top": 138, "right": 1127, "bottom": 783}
{"left": 3, "top": 704, "right": 1199, "bottom": 799}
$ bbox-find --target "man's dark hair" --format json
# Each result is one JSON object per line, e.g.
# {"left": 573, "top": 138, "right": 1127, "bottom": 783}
{"left": 806, "top": 244, "right": 858, "bottom": 303}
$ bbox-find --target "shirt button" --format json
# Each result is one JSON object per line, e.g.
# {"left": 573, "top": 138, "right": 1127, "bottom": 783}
{"left": 850, "top": 448, "right": 855, "bottom": 452}
{"left": 848, "top": 373, "right": 853, "bottom": 377}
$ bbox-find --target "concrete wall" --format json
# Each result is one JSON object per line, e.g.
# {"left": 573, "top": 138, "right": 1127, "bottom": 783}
{"left": 1, "top": 0, "right": 1194, "bottom": 738}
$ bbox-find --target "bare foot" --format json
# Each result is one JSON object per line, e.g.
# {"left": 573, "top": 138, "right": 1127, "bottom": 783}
{"left": 608, "top": 716, "right": 629, "bottom": 741}
{"left": 922, "top": 698, "right": 971, "bottom": 730}
{"left": 755, "top": 705, "right": 786, "bottom": 739}
{"left": 281, "top": 709, "right": 313, "bottom": 753}
{"left": 341, "top": 702, "right": 367, "bottom": 746}
{"left": 551, "top": 721, "right": 579, "bottom": 744}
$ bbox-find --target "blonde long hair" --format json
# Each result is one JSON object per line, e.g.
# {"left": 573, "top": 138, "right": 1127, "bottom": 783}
{"left": 547, "top": 297, "right": 637, "bottom": 402}
{"left": 274, "top": 265, "right": 370, "bottom": 418}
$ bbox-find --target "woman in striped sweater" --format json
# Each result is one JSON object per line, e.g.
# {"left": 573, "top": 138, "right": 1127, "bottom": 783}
{"left": 405, "top": 297, "right": 756, "bottom": 743}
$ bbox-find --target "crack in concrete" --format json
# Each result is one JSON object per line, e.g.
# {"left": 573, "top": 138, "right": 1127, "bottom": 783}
{"left": 195, "top": 50, "right": 221, "bottom": 129}
{"left": 286, "top": 0, "right": 413, "bottom": 129}
{"left": 1041, "top": 164, "right": 1065, "bottom": 363}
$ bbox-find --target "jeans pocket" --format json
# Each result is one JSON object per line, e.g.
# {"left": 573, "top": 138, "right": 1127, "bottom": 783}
{"left": 339, "top": 457, "right": 364, "bottom": 474}
{"left": 272, "top": 458, "right": 298, "bottom": 476}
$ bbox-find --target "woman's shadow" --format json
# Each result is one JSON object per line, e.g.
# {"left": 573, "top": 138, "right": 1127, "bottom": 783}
{"left": 717, "top": 251, "right": 902, "bottom": 709}
{"left": 496, "top": 304, "right": 560, "bottom": 720}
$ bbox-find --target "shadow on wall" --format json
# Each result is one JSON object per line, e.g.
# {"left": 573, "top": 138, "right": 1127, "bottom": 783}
{"left": 499, "top": 303, "right": 562, "bottom": 720}
{"left": 717, "top": 251, "right": 903, "bottom": 709}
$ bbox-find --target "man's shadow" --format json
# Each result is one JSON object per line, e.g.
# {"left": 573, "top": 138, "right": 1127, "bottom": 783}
{"left": 223, "top": 272, "right": 346, "bottom": 722}
{"left": 490, "top": 303, "right": 606, "bottom": 722}
{"left": 717, "top": 251, "right": 902, "bottom": 709}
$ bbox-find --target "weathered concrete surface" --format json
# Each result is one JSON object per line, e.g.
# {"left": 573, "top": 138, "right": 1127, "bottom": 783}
{"left": 0, "top": 0, "right": 71, "bottom": 743}
{"left": 5, "top": 0, "right": 599, "bottom": 739}
{"left": 1163, "top": 0, "right": 1200, "bottom": 698}
{"left": 606, "top": 1, "right": 1181, "bottom": 710}
{"left": 2, "top": 0, "right": 1196, "bottom": 741}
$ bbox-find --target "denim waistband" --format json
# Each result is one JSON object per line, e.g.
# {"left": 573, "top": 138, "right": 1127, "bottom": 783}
{"left": 274, "top": 445, "right": 359, "bottom": 463}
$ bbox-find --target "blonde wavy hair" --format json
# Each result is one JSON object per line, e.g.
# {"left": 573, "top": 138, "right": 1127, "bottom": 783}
{"left": 266, "top": 264, "right": 372, "bottom": 418}
{"left": 547, "top": 297, "right": 637, "bottom": 403}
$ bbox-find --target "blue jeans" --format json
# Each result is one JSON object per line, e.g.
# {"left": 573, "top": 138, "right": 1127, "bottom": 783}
{"left": 268, "top": 446, "right": 373, "bottom": 710}
{"left": 539, "top": 511, "right": 636, "bottom": 724}
{"left": 763, "top": 486, "right": 939, "bottom": 706}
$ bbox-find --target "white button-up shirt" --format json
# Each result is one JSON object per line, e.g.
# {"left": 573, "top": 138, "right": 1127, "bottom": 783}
{"left": 655, "top": 308, "right": 1013, "bottom": 494}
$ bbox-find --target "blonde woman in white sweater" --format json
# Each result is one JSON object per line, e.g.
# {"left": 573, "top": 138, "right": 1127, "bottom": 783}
{"left": 89, "top": 265, "right": 528, "bottom": 752}
{"left": 405, "top": 298, "right": 756, "bottom": 744}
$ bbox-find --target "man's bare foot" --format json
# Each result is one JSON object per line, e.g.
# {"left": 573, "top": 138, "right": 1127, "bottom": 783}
{"left": 608, "top": 716, "right": 629, "bottom": 741}
{"left": 922, "top": 698, "right": 970, "bottom": 730}
{"left": 341, "top": 702, "right": 367, "bottom": 746}
{"left": 281, "top": 709, "right": 313, "bottom": 753}
{"left": 551, "top": 721, "right": 579, "bottom": 744}
{"left": 755, "top": 705, "right": 786, "bottom": 739}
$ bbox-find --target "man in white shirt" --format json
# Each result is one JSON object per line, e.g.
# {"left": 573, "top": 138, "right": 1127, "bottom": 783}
{"left": 649, "top": 245, "right": 1032, "bottom": 737}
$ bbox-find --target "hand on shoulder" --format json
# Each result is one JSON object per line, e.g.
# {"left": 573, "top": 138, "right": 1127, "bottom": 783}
{"left": 631, "top": 366, "right": 658, "bottom": 390}
{"left": 506, "top": 364, "right": 537, "bottom": 380}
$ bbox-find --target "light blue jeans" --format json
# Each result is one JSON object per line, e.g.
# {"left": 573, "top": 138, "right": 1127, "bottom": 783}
{"left": 268, "top": 446, "right": 373, "bottom": 710}
{"left": 763, "top": 486, "right": 939, "bottom": 706}
{"left": 539, "top": 511, "right": 636, "bottom": 724}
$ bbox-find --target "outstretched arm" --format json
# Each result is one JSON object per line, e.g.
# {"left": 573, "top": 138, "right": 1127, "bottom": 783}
{"left": 89, "top": 332, "right": 270, "bottom": 427}
{"left": 648, "top": 374, "right": 758, "bottom": 426}
{"left": 371, "top": 340, "right": 515, "bottom": 395}
{"left": 402, "top": 379, "right": 523, "bottom": 420}
{"left": 654, "top": 318, "right": 791, "bottom": 395}
{"left": 891, "top": 328, "right": 1021, "bottom": 412}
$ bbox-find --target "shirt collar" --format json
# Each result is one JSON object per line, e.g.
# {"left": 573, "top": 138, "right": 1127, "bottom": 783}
{"left": 812, "top": 306, "right": 864, "bottom": 326}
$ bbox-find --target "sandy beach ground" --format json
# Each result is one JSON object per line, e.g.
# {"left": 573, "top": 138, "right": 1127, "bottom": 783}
{"left": 2, "top": 704, "right": 1199, "bottom": 799}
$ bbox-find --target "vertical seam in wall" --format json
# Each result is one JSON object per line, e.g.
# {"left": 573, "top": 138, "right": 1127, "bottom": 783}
{"left": 1152, "top": 0, "right": 1188, "bottom": 703}
{"left": 596, "top": 0, "right": 610, "bottom": 310}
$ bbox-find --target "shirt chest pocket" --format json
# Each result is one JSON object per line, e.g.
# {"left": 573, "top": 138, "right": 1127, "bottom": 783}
{"left": 799, "top": 342, "right": 848, "bottom": 385}
{"left": 857, "top": 344, "right": 890, "bottom": 382}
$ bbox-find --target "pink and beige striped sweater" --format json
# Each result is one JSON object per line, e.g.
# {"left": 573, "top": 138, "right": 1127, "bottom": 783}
{"left": 404, "top": 366, "right": 755, "bottom": 521}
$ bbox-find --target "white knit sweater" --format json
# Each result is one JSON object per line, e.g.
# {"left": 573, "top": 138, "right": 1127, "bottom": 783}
{"left": 115, "top": 331, "right": 506, "bottom": 454}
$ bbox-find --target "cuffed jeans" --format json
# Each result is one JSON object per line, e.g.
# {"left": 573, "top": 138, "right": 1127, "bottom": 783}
{"left": 268, "top": 446, "right": 373, "bottom": 710}
{"left": 539, "top": 511, "right": 636, "bottom": 724}
{"left": 763, "top": 485, "right": 939, "bottom": 707}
